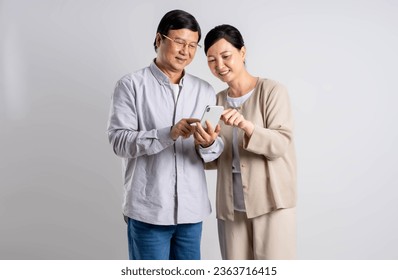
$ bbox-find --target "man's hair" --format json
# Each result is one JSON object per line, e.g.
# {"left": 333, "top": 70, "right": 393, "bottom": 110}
{"left": 204, "top": 24, "right": 245, "bottom": 54}
{"left": 154, "top": 9, "right": 201, "bottom": 52}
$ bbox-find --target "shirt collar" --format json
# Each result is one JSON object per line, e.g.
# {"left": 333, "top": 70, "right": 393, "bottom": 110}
{"left": 149, "top": 60, "right": 185, "bottom": 86}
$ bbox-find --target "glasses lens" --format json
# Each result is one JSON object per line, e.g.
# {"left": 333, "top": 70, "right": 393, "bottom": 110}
{"left": 174, "top": 39, "right": 186, "bottom": 46}
{"left": 166, "top": 36, "right": 199, "bottom": 49}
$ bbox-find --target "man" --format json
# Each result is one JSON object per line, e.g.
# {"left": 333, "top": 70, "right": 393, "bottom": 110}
{"left": 107, "top": 10, "right": 222, "bottom": 260}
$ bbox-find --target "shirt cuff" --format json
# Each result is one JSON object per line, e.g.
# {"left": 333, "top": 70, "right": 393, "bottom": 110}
{"left": 157, "top": 126, "right": 176, "bottom": 146}
{"left": 198, "top": 137, "right": 224, "bottom": 162}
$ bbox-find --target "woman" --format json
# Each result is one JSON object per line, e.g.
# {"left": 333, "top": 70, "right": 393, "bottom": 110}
{"left": 196, "top": 24, "right": 297, "bottom": 260}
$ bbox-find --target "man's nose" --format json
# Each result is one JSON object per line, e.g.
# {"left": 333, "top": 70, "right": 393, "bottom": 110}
{"left": 179, "top": 44, "right": 189, "bottom": 55}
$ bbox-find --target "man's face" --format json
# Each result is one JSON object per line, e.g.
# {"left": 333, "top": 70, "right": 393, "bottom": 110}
{"left": 155, "top": 29, "right": 200, "bottom": 78}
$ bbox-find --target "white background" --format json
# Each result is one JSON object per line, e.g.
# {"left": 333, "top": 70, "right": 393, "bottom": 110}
{"left": 1, "top": 0, "right": 398, "bottom": 260}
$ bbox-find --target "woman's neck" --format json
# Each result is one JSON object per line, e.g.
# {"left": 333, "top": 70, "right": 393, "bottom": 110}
{"left": 227, "top": 73, "right": 258, "bottom": 98}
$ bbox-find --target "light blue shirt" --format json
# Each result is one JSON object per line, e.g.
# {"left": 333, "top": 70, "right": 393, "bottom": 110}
{"left": 107, "top": 61, "right": 222, "bottom": 225}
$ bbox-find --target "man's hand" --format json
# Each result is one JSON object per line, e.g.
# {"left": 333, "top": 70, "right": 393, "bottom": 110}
{"left": 193, "top": 121, "right": 221, "bottom": 147}
{"left": 170, "top": 118, "right": 200, "bottom": 140}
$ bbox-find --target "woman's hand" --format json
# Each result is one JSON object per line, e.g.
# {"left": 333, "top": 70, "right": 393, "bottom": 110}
{"left": 221, "top": 108, "right": 254, "bottom": 136}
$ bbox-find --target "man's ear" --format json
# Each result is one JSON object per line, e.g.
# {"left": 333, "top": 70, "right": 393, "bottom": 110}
{"left": 155, "top": 33, "right": 162, "bottom": 49}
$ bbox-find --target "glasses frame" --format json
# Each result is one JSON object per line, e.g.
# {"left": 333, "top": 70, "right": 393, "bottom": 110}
{"left": 162, "top": 34, "right": 202, "bottom": 50}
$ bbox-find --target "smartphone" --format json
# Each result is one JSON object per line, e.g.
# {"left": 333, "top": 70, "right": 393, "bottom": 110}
{"left": 198, "top": 105, "right": 224, "bottom": 131}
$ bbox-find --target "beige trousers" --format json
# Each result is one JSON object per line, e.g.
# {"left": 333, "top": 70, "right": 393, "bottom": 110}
{"left": 217, "top": 208, "right": 296, "bottom": 260}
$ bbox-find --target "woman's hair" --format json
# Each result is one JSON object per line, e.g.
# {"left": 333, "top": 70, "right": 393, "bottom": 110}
{"left": 204, "top": 24, "right": 245, "bottom": 54}
{"left": 153, "top": 9, "right": 201, "bottom": 52}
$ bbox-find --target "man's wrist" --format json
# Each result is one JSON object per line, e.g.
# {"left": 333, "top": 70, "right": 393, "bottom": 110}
{"left": 170, "top": 126, "right": 177, "bottom": 141}
{"left": 200, "top": 140, "right": 215, "bottom": 148}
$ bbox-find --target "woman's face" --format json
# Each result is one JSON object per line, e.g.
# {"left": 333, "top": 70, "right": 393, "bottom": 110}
{"left": 206, "top": 38, "right": 246, "bottom": 83}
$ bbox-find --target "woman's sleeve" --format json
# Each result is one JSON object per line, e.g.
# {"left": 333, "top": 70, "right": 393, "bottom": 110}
{"left": 243, "top": 83, "right": 294, "bottom": 160}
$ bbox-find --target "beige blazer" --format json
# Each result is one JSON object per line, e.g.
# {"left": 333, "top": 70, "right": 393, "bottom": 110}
{"left": 207, "top": 79, "right": 297, "bottom": 221}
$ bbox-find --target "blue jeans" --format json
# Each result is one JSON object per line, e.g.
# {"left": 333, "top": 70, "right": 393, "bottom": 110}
{"left": 127, "top": 218, "right": 202, "bottom": 260}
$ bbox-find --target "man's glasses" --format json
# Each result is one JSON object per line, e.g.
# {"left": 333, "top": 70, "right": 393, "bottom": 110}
{"left": 162, "top": 34, "right": 202, "bottom": 50}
